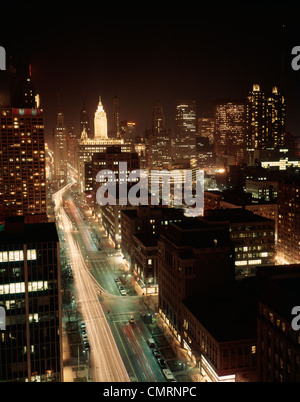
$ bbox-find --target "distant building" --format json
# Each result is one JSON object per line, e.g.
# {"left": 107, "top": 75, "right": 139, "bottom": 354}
{"left": 0, "top": 217, "right": 62, "bottom": 382}
{"left": 112, "top": 96, "right": 121, "bottom": 139}
{"left": 80, "top": 96, "right": 91, "bottom": 139}
{"left": 245, "top": 177, "right": 278, "bottom": 202}
{"left": 94, "top": 96, "right": 108, "bottom": 139}
{"left": 175, "top": 100, "right": 197, "bottom": 162}
{"left": 246, "top": 85, "right": 286, "bottom": 165}
{"left": 53, "top": 99, "right": 67, "bottom": 185}
{"left": 197, "top": 116, "right": 215, "bottom": 145}
{"left": 152, "top": 101, "right": 165, "bottom": 134}
{"left": 120, "top": 120, "right": 136, "bottom": 144}
{"left": 149, "top": 101, "right": 172, "bottom": 169}
{"left": 214, "top": 99, "right": 246, "bottom": 164}
{"left": 66, "top": 123, "right": 78, "bottom": 169}
{"left": 77, "top": 126, "right": 131, "bottom": 195}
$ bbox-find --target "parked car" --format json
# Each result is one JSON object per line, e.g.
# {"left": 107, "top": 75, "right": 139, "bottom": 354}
{"left": 152, "top": 348, "right": 161, "bottom": 358}
{"left": 146, "top": 338, "right": 155, "bottom": 348}
{"left": 157, "top": 357, "right": 166, "bottom": 369}
{"left": 120, "top": 289, "right": 127, "bottom": 296}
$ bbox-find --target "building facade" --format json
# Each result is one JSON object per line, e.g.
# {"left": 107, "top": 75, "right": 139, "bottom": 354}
{"left": 0, "top": 217, "right": 63, "bottom": 382}
{"left": 175, "top": 100, "right": 197, "bottom": 162}
{"left": 0, "top": 107, "right": 47, "bottom": 222}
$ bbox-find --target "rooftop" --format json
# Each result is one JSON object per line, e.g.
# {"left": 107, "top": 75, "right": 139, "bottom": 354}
{"left": 160, "top": 218, "right": 232, "bottom": 248}
{"left": 183, "top": 280, "right": 259, "bottom": 342}
{"left": 0, "top": 219, "right": 59, "bottom": 245}
{"left": 204, "top": 208, "right": 272, "bottom": 223}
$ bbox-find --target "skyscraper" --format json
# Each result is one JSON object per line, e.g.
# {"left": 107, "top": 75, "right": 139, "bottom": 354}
{"left": 214, "top": 100, "right": 246, "bottom": 164}
{"left": 197, "top": 116, "right": 215, "bottom": 146}
{"left": 53, "top": 97, "right": 67, "bottom": 185}
{"left": 94, "top": 96, "right": 108, "bottom": 139}
{"left": 112, "top": 96, "right": 121, "bottom": 139}
{"left": 152, "top": 101, "right": 165, "bottom": 135}
{"left": 175, "top": 100, "right": 197, "bottom": 162}
{"left": 149, "top": 102, "right": 171, "bottom": 168}
{"left": 80, "top": 96, "right": 91, "bottom": 139}
{"left": 246, "top": 85, "right": 286, "bottom": 163}
{"left": 266, "top": 86, "right": 286, "bottom": 149}
{"left": 0, "top": 106, "right": 47, "bottom": 221}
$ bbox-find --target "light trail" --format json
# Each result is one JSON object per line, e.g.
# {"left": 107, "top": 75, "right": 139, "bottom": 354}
{"left": 53, "top": 183, "right": 130, "bottom": 382}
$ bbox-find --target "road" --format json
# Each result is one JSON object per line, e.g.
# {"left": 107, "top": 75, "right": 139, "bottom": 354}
{"left": 54, "top": 181, "right": 166, "bottom": 382}
{"left": 54, "top": 182, "right": 129, "bottom": 382}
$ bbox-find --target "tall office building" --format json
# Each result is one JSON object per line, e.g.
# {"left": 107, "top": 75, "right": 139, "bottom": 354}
{"left": 246, "top": 85, "right": 286, "bottom": 163}
{"left": 0, "top": 216, "right": 63, "bottom": 382}
{"left": 197, "top": 116, "right": 215, "bottom": 145}
{"left": 214, "top": 100, "right": 246, "bottom": 164}
{"left": 175, "top": 100, "right": 197, "bottom": 162}
{"left": 0, "top": 107, "right": 47, "bottom": 222}
{"left": 66, "top": 123, "right": 78, "bottom": 168}
{"left": 266, "top": 86, "right": 286, "bottom": 149}
{"left": 53, "top": 99, "right": 67, "bottom": 184}
{"left": 80, "top": 96, "right": 91, "bottom": 139}
{"left": 112, "top": 96, "right": 121, "bottom": 139}
{"left": 149, "top": 102, "right": 171, "bottom": 168}
{"left": 94, "top": 96, "right": 108, "bottom": 139}
{"left": 152, "top": 101, "right": 165, "bottom": 134}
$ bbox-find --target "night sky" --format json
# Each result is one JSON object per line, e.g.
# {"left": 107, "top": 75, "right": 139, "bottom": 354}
{"left": 1, "top": 3, "right": 300, "bottom": 147}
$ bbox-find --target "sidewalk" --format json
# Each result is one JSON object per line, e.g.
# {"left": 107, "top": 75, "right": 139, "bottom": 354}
{"left": 62, "top": 325, "right": 92, "bottom": 382}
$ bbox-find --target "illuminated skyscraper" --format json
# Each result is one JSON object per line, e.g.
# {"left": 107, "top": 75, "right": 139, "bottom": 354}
{"left": 266, "top": 86, "right": 286, "bottom": 149}
{"left": 175, "top": 100, "right": 197, "bottom": 162}
{"left": 197, "top": 116, "right": 215, "bottom": 146}
{"left": 246, "top": 85, "right": 286, "bottom": 159}
{"left": 0, "top": 107, "right": 47, "bottom": 221}
{"left": 150, "top": 102, "right": 171, "bottom": 168}
{"left": 94, "top": 96, "right": 108, "bottom": 139}
{"left": 214, "top": 100, "right": 246, "bottom": 164}
{"left": 246, "top": 85, "right": 267, "bottom": 152}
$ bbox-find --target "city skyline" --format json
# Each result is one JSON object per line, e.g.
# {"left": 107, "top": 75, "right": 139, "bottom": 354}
{"left": 2, "top": 3, "right": 300, "bottom": 385}
{"left": 1, "top": 6, "right": 300, "bottom": 144}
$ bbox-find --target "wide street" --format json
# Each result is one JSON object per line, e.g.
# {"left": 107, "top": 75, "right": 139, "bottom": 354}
{"left": 54, "top": 181, "right": 166, "bottom": 382}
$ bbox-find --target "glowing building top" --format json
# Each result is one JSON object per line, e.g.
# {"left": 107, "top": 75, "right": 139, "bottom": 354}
{"left": 94, "top": 96, "right": 108, "bottom": 139}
